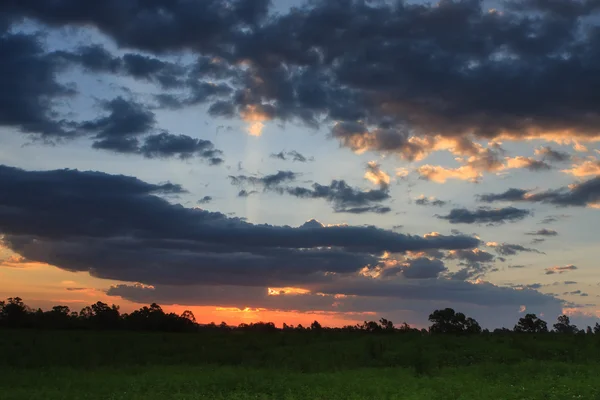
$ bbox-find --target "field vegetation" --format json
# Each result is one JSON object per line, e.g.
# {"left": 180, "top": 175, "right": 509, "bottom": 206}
{"left": 1, "top": 297, "right": 599, "bottom": 399}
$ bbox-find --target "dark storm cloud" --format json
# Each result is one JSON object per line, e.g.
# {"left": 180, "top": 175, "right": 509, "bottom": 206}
{"left": 335, "top": 205, "right": 392, "bottom": 214}
{"left": 437, "top": 207, "right": 532, "bottom": 224}
{"left": 381, "top": 258, "right": 448, "bottom": 280}
{"left": 478, "top": 177, "right": 600, "bottom": 207}
{"left": 122, "top": 53, "right": 187, "bottom": 89}
{"left": 1, "top": 0, "right": 271, "bottom": 53}
{"left": 270, "top": 150, "right": 313, "bottom": 162}
{"left": 230, "top": 164, "right": 392, "bottom": 214}
{"left": 139, "top": 132, "right": 224, "bottom": 164}
{"left": 81, "top": 96, "right": 155, "bottom": 139}
{"left": 4, "top": 0, "right": 600, "bottom": 156}
{"left": 54, "top": 45, "right": 187, "bottom": 89}
{"left": 526, "top": 229, "right": 558, "bottom": 236}
{"left": 0, "top": 28, "right": 74, "bottom": 138}
{"left": 72, "top": 97, "right": 226, "bottom": 162}
{"left": 285, "top": 180, "right": 391, "bottom": 214}
{"left": 477, "top": 188, "right": 530, "bottom": 203}
{"left": 447, "top": 249, "right": 495, "bottom": 264}
{"left": 0, "top": 165, "right": 480, "bottom": 287}
{"left": 107, "top": 276, "right": 564, "bottom": 326}
{"left": 445, "top": 248, "right": 496, "bottom": 280}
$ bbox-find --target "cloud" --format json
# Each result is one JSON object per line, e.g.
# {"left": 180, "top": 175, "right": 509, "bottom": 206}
{"left": 540, "top": 214, "right": 570, "bottom": 224}
{"left": 75, "top": 98, "right": 225, "bottom": 162}
{"left": 229, "top": 171, "right": 298, "bottom": 188}
{"left": 379, "top": 257, "right": 449, "bottom": 280}
{"left": 561, "top": 159, "right": 600, "bottom": 177}
{"left": 0, "top": 27, "right": 74, "bottom": 138}
{"left": 445, "top": 248, "right": 496, "bottom": 280}
{"left": 140, "top": 132, "right": 224, "bottom": 164}
{"left": 238, "top": 189, "right": 258, "bottom": 197}
{"left": 285, "top": 180, "right": 391, "bottom": 214}
{"left": 364, "top": 161, "right": 390, "bottom": 188}
{"left": 197, "top": 196, "right": 212, "bottom": 205}
{"left": 105, "top": 276, "right": 565, "bottom": 330}
{"left": 417, "top": 152, "right": 552, "bottom": 183}
{"left": 417, "top": 164, "right": 482, "bottom": 183}
{"left": 437, "top": 207, "right": 532, "bottom": 225}
{"left": 486, "top": 242, "right": 543, "bottom": 256}
{"left": 478, "top": 176, "right": 600, "bottom": 208}
{"left": 415, "top": 196, "right": 447, "bottom": 207}
{"left": 503, "top": 157, "right": 552, "bottom": 172}
{"left": 0, "top": 164, "right": 481, "bottom": 289}
{"left": 270, "top": 150, "right": 313, "bottom": 162}
{"left": 80, "top": 97, "right": 155, "bottom": 146}
{"left": 277, "top": 162, "right": 393, "bottom": 214}
{"left": 4, "top": 0, "right": 600, "bottom": 165}
{"left": 545, "top": 265, "right": 578, "bottom": 275}
{"left": 55, "top": 45, "right": 188, "bottom": 89}
{"left": 535, "top": 147, "right": 572, "bottom": 163}
{"left": 447, "top": 249, "right": 495, "bottom": 264}
{"left": 563, "top": 290, "right": 588, "bottom": 297}
{"left": 400, "top": 258, "right": 448, "bottom": 280}
{"left": 526, "top": 229, "right": 558, "bottom": 236}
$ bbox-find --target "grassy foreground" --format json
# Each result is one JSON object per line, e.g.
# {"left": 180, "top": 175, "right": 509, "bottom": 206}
{"left": 1, "top": 330, "right": 599, "bottom": 399}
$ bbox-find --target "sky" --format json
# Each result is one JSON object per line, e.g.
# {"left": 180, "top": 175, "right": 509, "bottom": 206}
{"left": 1, "top": 0, "right": 600, "bottom": 329}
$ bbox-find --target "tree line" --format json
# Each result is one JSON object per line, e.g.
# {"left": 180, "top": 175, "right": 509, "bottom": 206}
{"left": 1, "top": 297, "right": 599, "bottom": 334}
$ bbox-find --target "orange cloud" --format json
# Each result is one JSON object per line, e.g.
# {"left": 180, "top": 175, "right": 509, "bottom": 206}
{"left": 267, "top": 287, "right": 311, "bottom": 296}
{"left": 240, "top": 104, "right": 270, "bottom": 136}
{"left": 416, "top": 164, "right": 481, "bottom": 183}
{"left": 364, "top": 161, "right": 390, "bottom": 186}
{"left": 561, "top": 159, "right": 600, "bottom": 177}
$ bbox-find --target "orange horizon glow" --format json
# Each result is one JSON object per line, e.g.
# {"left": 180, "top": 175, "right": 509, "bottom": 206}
{"left": 0, "top": 259, "right": 371, "bottom": 328}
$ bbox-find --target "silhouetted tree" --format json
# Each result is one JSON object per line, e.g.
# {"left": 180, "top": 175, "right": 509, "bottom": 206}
{"left": 379, "top": 318, "right": 394, "bottom": 332}
{"left": 428, "top": 308, "right": 481, "bottom": 334}
{"left": 397, "top": 322, "right": 414, "bottom": 333}
{"left": 553, "top": 315, "right": 578, "bottom": 334}
{"left": 359, "top": 320, "right": 382, "bottom": 333}
{"left": 39, "top": 305, "right": 74, "bottom": 329}
{"left": 310, "top": 320, "right": 322, "bottom": 331}
{"left": 514, "top": 314, "right": 548, "bottom": 333}
{"left": 88, "top": 301, "right": 121, "bottom": 329}
{"left": 181, "top": 310, "right": 196, "bottom": 323}
{"left": 0, "top": 297, "right": 30, "bottom": 328}
{"left": 586, "top": 326, "right": 593, "bottom": 335}
{"left": 594, "top": 323, "right": 600, "bottom": 334}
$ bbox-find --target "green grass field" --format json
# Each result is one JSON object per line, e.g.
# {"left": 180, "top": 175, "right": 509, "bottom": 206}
{"left": 1, "top": 330, "right": 599, "bottom": 399}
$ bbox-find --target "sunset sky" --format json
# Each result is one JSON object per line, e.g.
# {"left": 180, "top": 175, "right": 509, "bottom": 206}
{"left": 1, "top": 0, "right": 600, "bottom": 329}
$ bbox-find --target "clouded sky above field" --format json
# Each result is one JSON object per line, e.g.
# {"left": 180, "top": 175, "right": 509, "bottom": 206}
{"left": 1, "top": 0, "right": 600, "bottom": 329}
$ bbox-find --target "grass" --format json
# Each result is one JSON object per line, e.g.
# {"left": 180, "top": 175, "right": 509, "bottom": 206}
{"left": 1, "top": 330, "right": 599, "bottom": 399}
